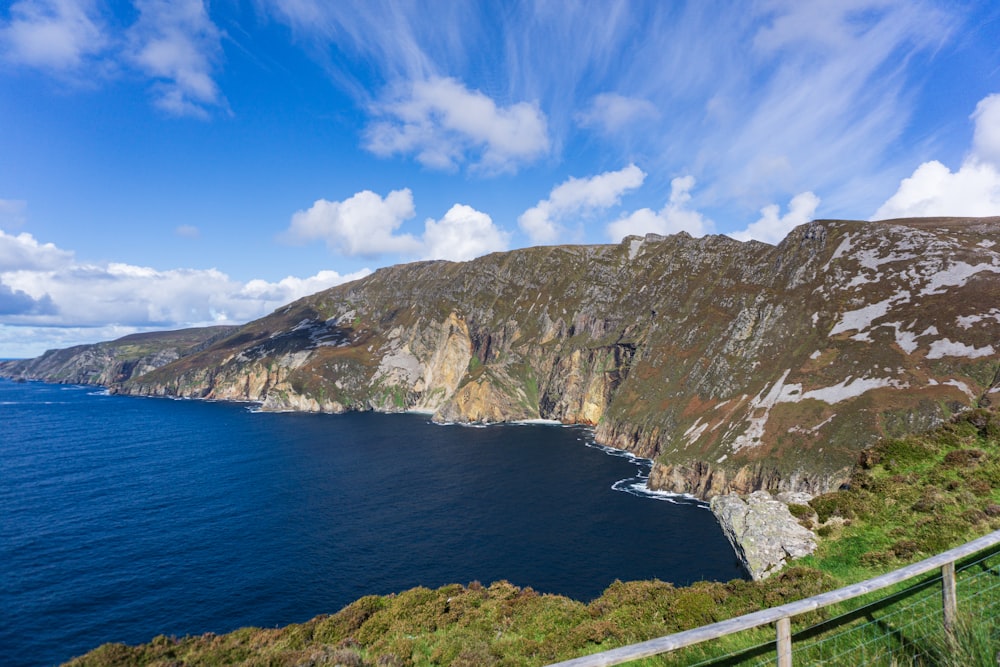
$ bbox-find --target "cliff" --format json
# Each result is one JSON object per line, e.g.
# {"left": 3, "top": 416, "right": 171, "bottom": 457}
{"left": 17, "top": 217, "right": 1000, "bottom": 499}
{"left": 0, "top": 326, "right": 236, "bottom": 386}
{"left": 710, "top": 491, "right": 817, "bottom": 580}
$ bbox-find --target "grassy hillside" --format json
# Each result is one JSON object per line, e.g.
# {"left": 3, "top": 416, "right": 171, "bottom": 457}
{"left": 66, "top": 409, "right": 1000, "bottom": 666}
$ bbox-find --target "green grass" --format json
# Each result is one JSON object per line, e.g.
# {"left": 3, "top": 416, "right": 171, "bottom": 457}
{"left": 800, "top": 409, "right": 1000, "bottom": 583}
{"left": 468, "top": 355, "right": 482, "bottom": 374}
{"left": 65, "top": 410, "right": 1000, "bottom": 667}
{"left": 922, "top": 612, "right": 1000, "bottom": 667}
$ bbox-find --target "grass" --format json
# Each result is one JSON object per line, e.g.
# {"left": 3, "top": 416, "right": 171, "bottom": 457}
{"left": 922, "top": 612, "right": 1000, "bottom": 667}
{"left": 777, "top": 557, "right": 1000, "bottom": 667}
{"left": 468, "top": 355, "right": 483, "bottom": 374}
{"left": 799, "top": 408, "right": 1000, "bottom": 583}
{"left": 65, "top": 410, "right": 1000, "bottom": 666}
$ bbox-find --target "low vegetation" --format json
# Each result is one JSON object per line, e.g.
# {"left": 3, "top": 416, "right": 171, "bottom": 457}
{"left": 66, "top": 410, "right": 1000, "bottom": 666}
{"left": 801, "top": 408, "right": 1000, "bottom": 582}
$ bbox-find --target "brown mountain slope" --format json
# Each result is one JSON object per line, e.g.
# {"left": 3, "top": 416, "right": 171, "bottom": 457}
{"left": 102, "top": 217, "right": 1000, "bottom": 498}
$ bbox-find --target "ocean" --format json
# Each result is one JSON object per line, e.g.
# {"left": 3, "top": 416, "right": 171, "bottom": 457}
{"left": 0, "top": 378, "right": 744, "bottom": 666}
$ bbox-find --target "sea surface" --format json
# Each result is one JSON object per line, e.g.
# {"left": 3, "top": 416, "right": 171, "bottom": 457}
{"left": 0, "top": 379, "right": 745, "bottom": 666}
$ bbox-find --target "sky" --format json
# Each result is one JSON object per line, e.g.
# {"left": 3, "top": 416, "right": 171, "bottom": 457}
{"left": 1, "top": 0, "right": 1000, "bottom": 358}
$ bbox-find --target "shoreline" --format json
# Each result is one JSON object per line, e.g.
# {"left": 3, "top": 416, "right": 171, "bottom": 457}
{"left": 6, "top": 376, "right": 752, "bottom": 575}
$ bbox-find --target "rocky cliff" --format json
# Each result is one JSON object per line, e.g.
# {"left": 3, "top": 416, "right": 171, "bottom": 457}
{"left": 0, "top": 326, "right": 235, "bottom": 386}
{"left": 710, "top": 491, "right": 817, "bottom": 580}
{"left": 16, "top": 217, "right": 1000, "bottom": 499}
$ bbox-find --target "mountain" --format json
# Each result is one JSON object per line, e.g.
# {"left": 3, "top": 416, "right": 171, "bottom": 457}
{"left": 10, "top": 217, "right": 1000, "bottom": 498}
{"left": 0, "top": 326, "right": 236, "bottom": 386}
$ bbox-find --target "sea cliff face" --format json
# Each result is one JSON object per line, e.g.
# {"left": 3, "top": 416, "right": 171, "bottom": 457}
{"left": 11, "top": 217, "right": 1000, "bottom": 499}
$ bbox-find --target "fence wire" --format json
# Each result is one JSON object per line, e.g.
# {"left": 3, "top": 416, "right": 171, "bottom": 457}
{"left": 547, "top": 540, "right": 1000, "bottom": 667}
{"left": 678, "top": 549, "right": 1000, "bottom": 667}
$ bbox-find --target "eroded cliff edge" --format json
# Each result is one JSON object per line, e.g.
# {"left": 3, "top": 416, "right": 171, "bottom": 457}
{"left": 21, "top": 217, "right": 1000, "bottom": 499}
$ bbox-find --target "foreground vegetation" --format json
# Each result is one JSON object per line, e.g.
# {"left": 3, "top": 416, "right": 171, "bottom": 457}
{"left": 67, "top": 409, "right": 1000, "bottom": 666}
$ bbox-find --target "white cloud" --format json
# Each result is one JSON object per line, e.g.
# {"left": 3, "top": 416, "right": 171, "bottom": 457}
{"left": 285, "top": 189, "right": 422, "bottom": 257}
{"left": 126, "top": 0, "right": 227, "bottom": 118}
{"left": 0, "top": 0, "right": 108, "bottom": 71}
{"left": 607, "top": 175, "right": 712, "bottom": 241}
{"left": 577, "top": 93, "right": 659, "bottom": 134}
{"left": 730, "top": 191, "right": 820, "bottom": 244}
{"left": 0, "top": 227, "right": 74, "bottom": 270}
{"left": 422, "top": 204, "right": 509, "bottom": 262}
{"left": 972, "top": 94, "right": 1000, "bottom": 166}
{"left": 1, "top": 0, "right": 227, "bottom": 117}
{"left": 365, "top": 77, "right": 550, "bottom": 173}
{"left": 873, "top": 93, "right": 1000, "bottom": 220}
{"left": 686, "top": 0, "right": 956, "bottom": 215}
{"left": 872, "top": 161, "right": 1000, "bottom": 220}
{"left": 520, "top": 164, "right": 646, "bottom": 244}
{"left": 175, "top": 224, "right": 199, "bottom": 238}
{"left": 285, "top": 189, "right": 508, "bottom": 262}
{"left": 240, "top": 270, "right": 368, "bottom": 303}
{"left": 259, "top": 0, "right": 447, "bottom": 84}
{"left": 753, "top": 0, "right": 915, "bottom": 55}
{"left": 0, "top": 227, "right": 370, "bottom": 356}
{"left": 3, "top": 260, "right": 368, "bottom": 329}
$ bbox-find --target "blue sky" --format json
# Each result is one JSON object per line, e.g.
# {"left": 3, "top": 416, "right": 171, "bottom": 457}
{"left": 2, "top": 0, "right": 1000, "bottom": 357}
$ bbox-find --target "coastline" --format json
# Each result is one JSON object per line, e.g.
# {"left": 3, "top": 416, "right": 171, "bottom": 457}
{"left": 3, "top": 379, "right": 750, "bottom": 665}
{"left": 2, "top": 375, "right": 777, "bottom": 579}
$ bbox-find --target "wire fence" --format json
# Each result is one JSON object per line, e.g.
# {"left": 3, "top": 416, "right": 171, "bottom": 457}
{"left": 789, "top": 548, "right": 999, "bottom": 666}
{"left": 702, "top": 546, "right": 1000, "bottom": 666}
{"left": 548, "top": 530, "right": 1000, "bottom": 667}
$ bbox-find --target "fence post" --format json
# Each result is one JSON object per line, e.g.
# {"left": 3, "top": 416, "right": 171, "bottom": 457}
{"left": 776, "top": 616, "right": 792, "bottom": 667}
{"left": 942, "top": 560, "right": 957, "bottom": 635}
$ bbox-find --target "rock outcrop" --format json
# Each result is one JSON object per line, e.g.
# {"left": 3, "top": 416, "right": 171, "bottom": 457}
{"left": 9, "top": 217, "right": 1000, "bottom": 500}
{"left": 710, "top": 491, "right": 817, "bottom": 580}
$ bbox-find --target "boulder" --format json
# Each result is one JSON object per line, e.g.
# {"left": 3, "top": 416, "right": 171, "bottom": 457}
{"left": 710, "top": 490, "right": 817, "bottom": 580}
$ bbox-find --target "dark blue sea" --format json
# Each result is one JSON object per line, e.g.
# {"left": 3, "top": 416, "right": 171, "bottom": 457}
{"left": 0, "top": 378, "right": 744, "bottom": 666}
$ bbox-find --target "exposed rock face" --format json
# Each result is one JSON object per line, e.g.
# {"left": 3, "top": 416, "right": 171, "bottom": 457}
{"left": 11, "top": 217, "right": 1000, "bottom": 500}
{"left": 710, "top": 491, "right": 817, "bottom": 580}
{"left": 648, "top": 461, "right": 832, "bottom": 501}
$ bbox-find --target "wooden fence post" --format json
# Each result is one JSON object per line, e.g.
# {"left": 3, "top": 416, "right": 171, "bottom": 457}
{"left": 544, "top": 531, "right": 1000, "bottom": 667}
{"left": 776, "top": 616, "right": 792, "bottom": 667}
{"left": 942, "top": 560, "right": 957, "bottom": 635}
